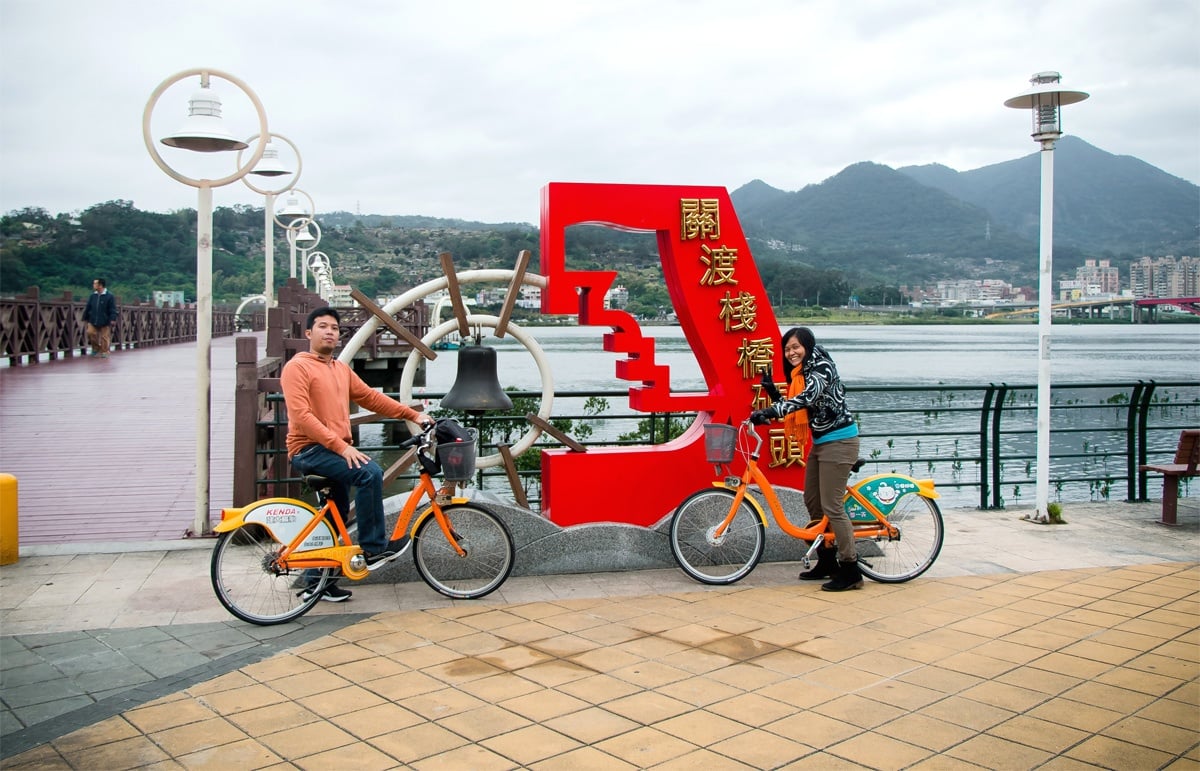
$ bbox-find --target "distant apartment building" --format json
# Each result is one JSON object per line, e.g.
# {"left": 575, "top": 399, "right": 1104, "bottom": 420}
{"left": 1129, "top": 255, "right": 1199, "bottom": 298}
{"left": 327, "top": 284, "right": 354, "bottom": 307}
{"left": 605, "top": 284, "right": 629, "bottom": 310}
{"left": 153, "top": 290, "right": 185, "bottom": 307}
{"left": 933, "top": 279, "right": 1018, "bottom": 305}
{"left": 1074, "top": 259, "right": 1120, "bottom": 295}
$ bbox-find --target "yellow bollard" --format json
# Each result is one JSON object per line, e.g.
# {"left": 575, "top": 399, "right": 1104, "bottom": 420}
{"left": 0, "top": 473, "right": 17, "bottom": 565}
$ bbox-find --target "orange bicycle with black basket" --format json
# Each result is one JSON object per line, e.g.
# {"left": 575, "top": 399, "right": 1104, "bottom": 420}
{"left": 669, "top": 419, "right": 943, "bottom": 585}
{"left": 210, "top": 419, "right": 514, "bottom": 625}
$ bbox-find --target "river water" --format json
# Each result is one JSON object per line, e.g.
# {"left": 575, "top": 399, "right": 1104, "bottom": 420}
{"left": 418, "top": 322, "right": 1198, "bottom": 393}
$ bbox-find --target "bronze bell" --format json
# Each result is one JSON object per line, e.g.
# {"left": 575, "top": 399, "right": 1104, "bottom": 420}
{"left": 440, "top": 341, "right": 513, "bottom": 413}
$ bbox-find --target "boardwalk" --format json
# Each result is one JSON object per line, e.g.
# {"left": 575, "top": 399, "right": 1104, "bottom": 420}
{"left": 0, "top": 335, "right": 252, "bottom": 544}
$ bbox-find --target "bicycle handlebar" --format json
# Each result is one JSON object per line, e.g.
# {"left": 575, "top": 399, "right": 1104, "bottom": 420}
{"left": 740, "top": 417, "right": 764, "bottom": 458}
{"left": 397, "top": 418, "right": 438, "bottom": 451}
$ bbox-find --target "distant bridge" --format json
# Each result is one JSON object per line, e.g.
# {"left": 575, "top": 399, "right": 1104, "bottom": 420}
{"left": 984, "top": 296, "right": 1199, "bottom": 322}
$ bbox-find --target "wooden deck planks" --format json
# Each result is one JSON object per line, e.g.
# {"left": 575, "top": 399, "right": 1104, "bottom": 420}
{"left": 0, "top": 334, "right": 260, "bottom": 545}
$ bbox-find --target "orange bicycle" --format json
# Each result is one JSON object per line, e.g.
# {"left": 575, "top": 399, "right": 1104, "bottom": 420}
{"left": 669, "top": 419, "right": 943, "bottom": 585}
{"left": 210, "top": 419, "right": 514, "bottom": 625}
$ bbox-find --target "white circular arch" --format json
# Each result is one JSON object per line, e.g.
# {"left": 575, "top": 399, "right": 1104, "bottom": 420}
{"left": 398, "top": 315, "right": 554, "bottom": 468}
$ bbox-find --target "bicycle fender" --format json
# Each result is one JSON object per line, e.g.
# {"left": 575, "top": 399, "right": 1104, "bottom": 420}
{"left": 846, "top": 474, "right": 939, "bottom": 522}
{"left": 213, "top": 498, "right": 338, "bottom": 551}
{"left": 709, "top": 481, "right": 769, "bottom": 528}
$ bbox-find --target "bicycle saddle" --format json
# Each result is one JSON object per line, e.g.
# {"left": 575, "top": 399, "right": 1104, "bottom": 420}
{"left": 303, "top": 475, "right": 335, "bottom": 491}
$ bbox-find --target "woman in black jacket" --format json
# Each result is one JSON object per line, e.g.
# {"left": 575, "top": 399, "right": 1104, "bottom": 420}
{"left": 751, "top": 327, "right": 863, "bottom": 591}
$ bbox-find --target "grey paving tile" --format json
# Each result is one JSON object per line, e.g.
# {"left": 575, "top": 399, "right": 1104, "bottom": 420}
{"left": 1, "top": 662, "right": 63, "bottom": 689}
{"left": 3, "top": 678, "right": 87, "bottom": 709}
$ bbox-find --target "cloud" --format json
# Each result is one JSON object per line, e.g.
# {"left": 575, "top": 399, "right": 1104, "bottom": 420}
{"left": 1, "top": 0, "right": 1196, "bottom": 225}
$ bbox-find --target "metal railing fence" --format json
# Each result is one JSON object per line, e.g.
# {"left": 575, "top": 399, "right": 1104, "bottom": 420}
{"left": 252, "top": 380, "right": 1198, "bottom": 513}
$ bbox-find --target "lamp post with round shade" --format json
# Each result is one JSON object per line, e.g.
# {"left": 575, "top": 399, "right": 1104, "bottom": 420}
{"left": 239, "top": 134, "right": 301, "bottom": 307}
{"left": 276, "top": 189, "right": 316, "bottom": 280}
{"left": 143, "top": 69, "right": 269, "bottom": 536}
{"left": 1004, "top": 71, "right": 1089, "bottom": 524}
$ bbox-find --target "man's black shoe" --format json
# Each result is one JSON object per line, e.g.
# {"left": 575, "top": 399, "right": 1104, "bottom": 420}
{"left": 364, "top": 548, "right": 401, "bottom": 571}
{"left": 386, "top": 535, "right": 412, "bottom": 556}
{"left": 300, "top": 583, "right": 353, "bottom": 602}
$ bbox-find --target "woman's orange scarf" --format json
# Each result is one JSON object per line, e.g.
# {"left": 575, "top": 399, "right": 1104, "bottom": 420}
{"left": 784, "top": 369, "right": 810, "bottom": 454}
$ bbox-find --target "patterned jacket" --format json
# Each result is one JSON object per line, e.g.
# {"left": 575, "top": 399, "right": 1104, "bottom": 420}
{"left": 767, "top": 344, "right": 855, "bottom": 441}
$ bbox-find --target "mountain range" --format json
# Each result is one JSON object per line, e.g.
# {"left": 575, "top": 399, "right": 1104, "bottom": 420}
{"left": 729, "top": 136, "right": 1199, "bottom": 287}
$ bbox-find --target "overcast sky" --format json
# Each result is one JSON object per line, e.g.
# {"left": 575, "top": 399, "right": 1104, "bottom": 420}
{"left": 1, "top": 0, "right": 1197, "bottom": 226}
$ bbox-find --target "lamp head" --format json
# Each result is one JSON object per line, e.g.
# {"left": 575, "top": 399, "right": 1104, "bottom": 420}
{"left": 160, "top": 83, "right": 249, "bottom": 153}
{"left": 277, "top": 194, "right": 309, "bottom": 225}
{"left": 250, "top": 141, "right": 291, "bottom": 176}
{"left": 1004, "top": 71, "right": 1089, "bottom": 142}
{"left": 294, "top": 221, "right": 316, "bottom": 244}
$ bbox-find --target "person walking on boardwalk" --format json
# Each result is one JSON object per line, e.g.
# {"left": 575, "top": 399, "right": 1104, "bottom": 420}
{"left": 282, "top": 306, "right": 435, "bottom": 602}
{"left": 751, "top": 326, "right": 863, "bottom": 592}
{"left": 83, "top": 278, "right": 118, "bottom": 358}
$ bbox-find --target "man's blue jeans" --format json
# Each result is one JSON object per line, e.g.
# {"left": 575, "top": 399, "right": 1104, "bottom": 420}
{"left": 290, "top": 444, "right": 388, "bottom": 554}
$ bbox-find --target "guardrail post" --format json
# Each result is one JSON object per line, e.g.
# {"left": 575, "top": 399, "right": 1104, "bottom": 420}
{"left": 1136, "top": 381, "right": 1157, "bottom": 501}
{"left": 991, "top": 384, "right": 1008, "bottom": 508}
{"left": 979, "top": 384, "right": 996, "bottom": 509}
{"left": 233, "top": 336, "right": 260, "bottom": 507}
{"left": 1125, "top": 381, "right": 1144, "bottom": 501}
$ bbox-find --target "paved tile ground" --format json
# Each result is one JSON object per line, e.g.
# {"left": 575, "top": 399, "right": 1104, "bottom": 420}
{"left": 1, "top": 500, "right": 1197, "bottom": 769}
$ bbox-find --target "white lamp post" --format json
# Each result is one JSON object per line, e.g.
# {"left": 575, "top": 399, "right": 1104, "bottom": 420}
{"left": 277, "top": 189, "right": 316, "bottom": 279}
{"left": 239, "top": 134, "right": 302, "bottom": 307}
{"left": 143, "top": 68, "right": 269, "bottom": 536}
{"left": 1004, "top": 71, "right": 1089, "bottom": 523}
{"left": 307, "top": 251, "right": 333, "bottom": 300}
{"left": 291, "top": 217, "right": 321, "bottom": 289}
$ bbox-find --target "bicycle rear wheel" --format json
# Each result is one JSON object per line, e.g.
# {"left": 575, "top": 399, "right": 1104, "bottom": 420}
{"left": 669, "top": 488, "right": 765, "bottom": 585}
{"left": 210, "top": 524, "right": 334, "bottom": 625}
{"left": 855, "top": 493, "right": 944, "bottom": 583}
{"left": 414, "top": 504, "right": 514, "bottom": 599}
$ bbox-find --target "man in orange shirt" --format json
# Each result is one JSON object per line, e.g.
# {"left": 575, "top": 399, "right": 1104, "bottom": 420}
{"left": 283, "top": 307, "right": 434, "bottom": 601}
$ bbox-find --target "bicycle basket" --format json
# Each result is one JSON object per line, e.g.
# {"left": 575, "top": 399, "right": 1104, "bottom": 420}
{"left": 703, "top": 423, "right": 737, "bottom": 464}
{"left": 437, "top": 430, "right": 477, "bottom": 481}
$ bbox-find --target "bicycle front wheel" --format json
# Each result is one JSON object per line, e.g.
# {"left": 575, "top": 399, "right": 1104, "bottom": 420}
{"left": 210, "top": 524, "right": 334, "bottom": 625}
{"left": 669, "top": 488, "right": 765, "bottom": 585}
{"left": 414, "top": 504, "right": 514, "bottom": 599}
{"left": 855, "top": 493, "right": 944, "bottom": 583}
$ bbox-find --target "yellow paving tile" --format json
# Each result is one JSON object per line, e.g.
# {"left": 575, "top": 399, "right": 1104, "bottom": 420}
{"left": 827, "top": 730, "right": 933, "bottom": 771}
{"left": 421, "top": 655, "right": 505, "bottom": 685}
{"left": 125, "top": 699, "right": 219, "bottom": 734}
{"left": 986, "top": 714, "right": 1091, "bottom": 754}
{"left": 555, "top": 672, "right": 643, "bottom": 704}
{"left": 811, "top": 693, "right": 907, "bottom": 730}
{"left": 654, "top": 708, "right": 750, "bottom": 746}
{"left": 959, "top": 680, "right": 1053, "bottom": 712}
{"left": 366, "top": 721, "right": 467, "bottom": 764}
{"left": 896, "top": 665, "right": 984, "bottom": 695}
{"left": 480, "top": 723, "right": 583, "bottom": 765}
{"left": 541, "top": 705, "right": 640, "bottom": 744}
{"left": 400, "top": 685, "right": 487, "bottom": 721}
{"left": 1065, "top": 735, "right": 1174, "bottom": 769}
{"left": 149, "top": 716, "right": 250, "bottom": 758}
{"left": 528, "top": 745, "right": 638, "bottom": 770}
{"left": 58, "top": 735, "right": 170, "bottom": 769}
{"left": 197, "top": 683, "right": 289, "bottom": 715}
{"left": 1026, "top": 650, "right": 1113, "bottom": 680}
{"left": 295, "top": 683, "right": 389, "bottom": 718}
{"left": 1060, "top": 680, "right": 1159, "bottom": 714}
{"left": 610, "top": 659, "right": 692, "bottom": 689}
{"left": 705, "top": 661, "right": 791, "bottom": 691}
{"left": 708, "top": 726, "right": 814, "bottom": 767}
{"left": 937, "top": 650, "right": 1020, "bottom": 679}
{"left": 437, "top": 703, "right": 532, "bottom": 742}
{"left": 359, "top": 668, "right": 444, "bottom": 702}
{"left": 917, "top": 695, "right": 1015, "bottom": 731}
{"left": 500, "top": 688, "right": 589, "bottom": 722}
{"left": 855, "top": 678, "right": 944, "bottom": 711}
{"left": 595, "top": 725, "right": 697, "bottom": 766}
{"left": 225, "top": 700, "right": 321, "bottom": 737}
{"left": 411, "top": 742, "right": 518, "bottom": 770}
{"left": 328, "top": 653, "right": 411, "bottom": 683}
{"left": 48, "top": 715, "right": 140, "bottom": 754}
{"left": 241, "top": 653, "right": 321, "bottom": 681}
{"left": 514, "top": 658, "right": 595, "bottom": 687}
{"left": 880, "top": 712, "right": 977, "bottom": 752}
{"left": 1024, "top": 697, "right": 1126, "bottom": 732}
{"left": 176, "top": 737, "right": 282, "bottom": 769}
{"left": 603, "top": 690, "right": 694, "bottom": 724}
{"left": 300, "top": 641, "right": 375, "bottom": 669}
{"left": 4, "top": 744, "right": 71, "bottom": 770}
{"left": 266, "top": 667, "right": 355, "bottom": 700}
{"left": 994, "top": 664, "right": 1082, "bottom": 696}
{"left": 944, "top": 733, "right": 1054, "bottom": 769}
{"left": 328, "top": 701, "right": 424, "bottom": 740}
{"left": 1135, "top": 696, "right": 1200, "bottom": 730}
{"left": 1101, "top": 715, "right": 1200, "bottom": 755}
{"left": 614, "top": 633, "right": 689, "bottom": 659}
{"left": 567, "top": 645, "right": 642, "bottom": 672}
{"left": 705, "top": 691, "right": 798, "bottom": 728}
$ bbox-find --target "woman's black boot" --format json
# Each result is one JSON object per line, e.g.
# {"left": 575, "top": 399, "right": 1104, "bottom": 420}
{"left": 799, "top": 547, "right": 837, "bottom": 580}
{"left": 821, "top": 559, "right": 864, "bottom": 592}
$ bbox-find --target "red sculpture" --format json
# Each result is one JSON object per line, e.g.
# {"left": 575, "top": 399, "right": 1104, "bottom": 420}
{"left": 539, "top": 182, "right": 807, "bottom": 527}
